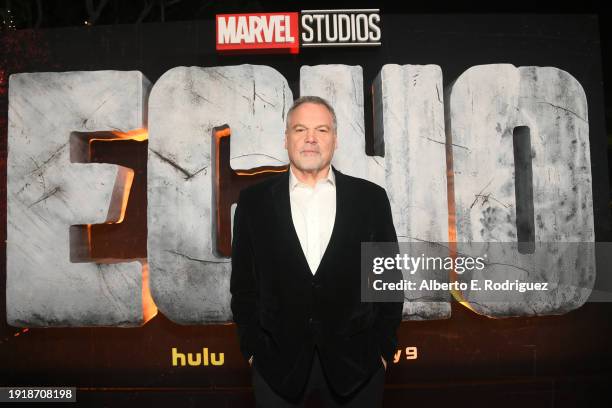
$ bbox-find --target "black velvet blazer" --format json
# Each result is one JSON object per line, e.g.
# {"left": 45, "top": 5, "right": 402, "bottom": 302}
{"left": 230, "top": 166, "right": 403, "bottom": 400}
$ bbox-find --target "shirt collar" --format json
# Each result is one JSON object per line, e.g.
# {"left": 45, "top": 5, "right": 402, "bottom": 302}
{"left": 289, "top": 165, "right": 336, "bottom": 190}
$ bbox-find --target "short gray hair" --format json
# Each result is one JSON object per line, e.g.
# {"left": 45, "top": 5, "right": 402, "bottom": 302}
{"left": 285, "top": 95, "right": 337, "bottom": 133}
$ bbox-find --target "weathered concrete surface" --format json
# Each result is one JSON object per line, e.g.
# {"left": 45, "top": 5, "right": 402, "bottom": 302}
{"left": 148, "top": 65, "right": 293, "bottom": 323}
{"left": 7, "top": 70, "right": 150, "bottom": 327}
{"left": 300, "top": 65, "right": 384, "bottom": 185}
{"left": 447, "top": 64, "right": 594, "bottom": 317}
{"left": 373, "top": 64, "right": 451, "bottom": 320}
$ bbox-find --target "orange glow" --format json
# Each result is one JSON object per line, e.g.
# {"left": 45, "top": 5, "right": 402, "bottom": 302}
{"left": 87, "top": 129, "right": 148, "bottom": 161}
{"left": 117, "top": 170, "right": 133, "bottom": 224}
{"left": 141, "top": 261, "right": 158, "bottom": 324}
{"left": 215, "top": 126, "right": 286, "bottom": 176}
{"left": 88, "top": 128, "right": 158, "bottom": 323}
{"left": 85, "top": 129, "right": 147, "bottom": 224}
{"left": 87, "top": 224, "right": 92, "bottom": 256}
{"left": 213, "top": 125, "right": 288, "bottom": 256}
{"left": 110, "top": 128, "right": 149, "bottom": 141}
{"left": 109, "top": 129, "right": 158, "bottom": 323}
{"left": 215, "top": 127, "right": 231, "bottom": 138}
{"left": 446, "top": 134, "right": 492, "bottom": 317}
{"left": 107, "top": 169, "right": 134, "bottom": 224}
{"left": 215, "top": 127, "right": 227, "bottom": 220}
{"left": 235, "top": 168, "right": 287, "bottom": 176}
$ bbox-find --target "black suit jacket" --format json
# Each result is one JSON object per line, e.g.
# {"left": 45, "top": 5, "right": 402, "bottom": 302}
{"left": 230, "top": 166, "right": 403, "bottom": 400}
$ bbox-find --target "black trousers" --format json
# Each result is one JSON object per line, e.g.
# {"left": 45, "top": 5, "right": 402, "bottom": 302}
{"left": 252, "top": 349, "right": 385, "bottom": 408}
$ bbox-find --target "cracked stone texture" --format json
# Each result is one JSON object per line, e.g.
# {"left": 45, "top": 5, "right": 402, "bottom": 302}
{"left": 373, "top": 64, "right": 451, "bottom": 320}
{"left": 447, "top": 64, "right": 594, "bottom": 317}
{"left": 300, "top": 65, "right": 384, "bottom": 185}
{"left": 7, "top": 70, "right": 150, "bottom": 327}
{"left": 148, "top": 65, "right": 293, "bottom": 323}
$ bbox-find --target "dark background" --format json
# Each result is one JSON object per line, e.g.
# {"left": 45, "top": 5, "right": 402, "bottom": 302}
{"left": 1, "top": 1, "right": 611, "bottom": 143}
{"left": 1, "top": 0, "right": 610, "bottom": 133}
{"left": 1, "top": 1, "right": 611, "bottom": 407}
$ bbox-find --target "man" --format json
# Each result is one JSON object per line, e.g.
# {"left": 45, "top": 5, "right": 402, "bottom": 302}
{"left": 230, "top": 96, "right": 403, "bottom": 407}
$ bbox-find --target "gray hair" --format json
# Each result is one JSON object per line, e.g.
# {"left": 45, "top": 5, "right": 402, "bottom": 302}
{"left": 285, "top": 95, "right": 337, "bottom": 133}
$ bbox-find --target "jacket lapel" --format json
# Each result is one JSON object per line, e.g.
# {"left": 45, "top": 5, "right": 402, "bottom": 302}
{"left": 270, "top": 170, "right": 312, "bottom": 279}
{"left": 269, "top": 166, "right": 347, "bottom": 279}
{"left": 317, "top": 166, "right": 345, "bottom": 277}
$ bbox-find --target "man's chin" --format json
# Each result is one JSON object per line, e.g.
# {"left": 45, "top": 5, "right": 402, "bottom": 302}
{"left": 293, "top": 161, "right": 324, "bottom": 173}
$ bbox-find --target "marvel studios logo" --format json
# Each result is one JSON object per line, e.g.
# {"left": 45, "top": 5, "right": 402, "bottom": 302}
{"left": 300, "top": 9, "right": 381, "bottom": 47}
{"left": 216, "top": 9, "right": 381, "bottom": 54}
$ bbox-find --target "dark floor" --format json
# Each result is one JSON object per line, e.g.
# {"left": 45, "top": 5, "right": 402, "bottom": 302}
{"left": 40, "top": 375, "right": 612, "bottom": 407}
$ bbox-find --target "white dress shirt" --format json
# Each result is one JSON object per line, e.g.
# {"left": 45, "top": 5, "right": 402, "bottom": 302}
{"left": 289, "top": 165, "right": 337, "bottom": 275}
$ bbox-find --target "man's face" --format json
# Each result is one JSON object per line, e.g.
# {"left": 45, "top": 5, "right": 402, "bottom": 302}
{"left": 284, "top": 102, "right": 337, "bottom": 173}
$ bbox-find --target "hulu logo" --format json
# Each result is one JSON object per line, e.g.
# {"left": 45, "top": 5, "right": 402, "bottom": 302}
{"left": 171, "top": 347, "right": 225, "bottom": 366}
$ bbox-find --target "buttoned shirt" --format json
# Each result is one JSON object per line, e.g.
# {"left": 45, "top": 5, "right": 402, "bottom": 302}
{"left": 288, "top": 165, "right": 337, "bottom": 275}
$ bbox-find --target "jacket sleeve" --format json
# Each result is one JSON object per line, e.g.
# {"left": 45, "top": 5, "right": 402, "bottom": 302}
{"left": 372, "top": 187, "right": 403, "bottom": 365}
{"left": 230, "top": 190, "right": 260, "bottom": 362}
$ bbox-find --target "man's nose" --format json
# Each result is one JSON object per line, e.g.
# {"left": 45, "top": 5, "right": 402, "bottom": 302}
{"left": 305, "top": 129, "right": 317, "bottom": 143}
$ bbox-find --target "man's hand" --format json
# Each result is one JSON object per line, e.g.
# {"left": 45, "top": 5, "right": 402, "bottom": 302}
{"left": 381, "top": 356, "right": 387, "bottom": 370}
{"left": 248, "top": 355, "right": 254, "bottom": 366}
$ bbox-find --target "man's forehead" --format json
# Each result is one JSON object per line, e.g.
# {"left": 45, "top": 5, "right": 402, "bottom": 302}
{"left": 290, "top": 122, "right": 332, "bottom": 128}
{"left": 287, "top": 103, "right": 334, "bottom": 126}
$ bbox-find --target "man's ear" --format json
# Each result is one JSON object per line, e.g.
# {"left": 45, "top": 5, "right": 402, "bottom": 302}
{"left": 284, "top": 134, "right": 288, "bottom": 149}
{"left": 334, "top": 133, "right": 338, "bottom": 149}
